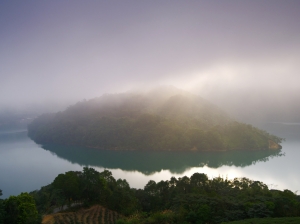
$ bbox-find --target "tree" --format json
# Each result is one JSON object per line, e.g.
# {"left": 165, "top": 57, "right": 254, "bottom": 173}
{"left": 110, "top": 179, "right": 137, "bottom": 215}
{"left": 52, "top": 171, "right": 80, "bottom": 203}
{"left": 191, "top": 173, "right": 208, "bottom": 188}
{"left": 80, "top": 167, "right": 107, "bottom": 203}
{"left": 0, "top": 190, "right": 4, "bottom": 224}
{"left": 176, "top": 176, "right": 191, "bottom": 194}
{"left": 4, "top": 192, "right": 39, "bottom": 224}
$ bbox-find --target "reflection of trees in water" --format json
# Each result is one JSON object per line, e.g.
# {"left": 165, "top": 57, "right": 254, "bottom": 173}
{"left": 42, "top": 144, "right": 284, "bottom": 175}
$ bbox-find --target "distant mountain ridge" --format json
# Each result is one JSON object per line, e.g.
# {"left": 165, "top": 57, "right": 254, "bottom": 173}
{"left": 28, "top": 86, "right": 283, "bottom": 151}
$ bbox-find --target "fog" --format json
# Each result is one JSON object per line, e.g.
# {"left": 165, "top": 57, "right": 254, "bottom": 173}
{"left": 1, "top": 1, "right": 300, "bottom": 123}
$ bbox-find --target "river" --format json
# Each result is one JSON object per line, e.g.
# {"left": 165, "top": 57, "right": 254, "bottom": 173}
{"left": 0, "top": 122, "right": 299, "bottom": 199}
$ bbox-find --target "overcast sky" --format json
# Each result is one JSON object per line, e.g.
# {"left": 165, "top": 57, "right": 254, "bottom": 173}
{"left": 1, "top": 1, "right": 300, "bottom": 122}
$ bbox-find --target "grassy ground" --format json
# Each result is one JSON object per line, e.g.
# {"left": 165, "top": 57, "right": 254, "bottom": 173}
{"left": 222, "top": 217, "right": 300, "bottom": 224}
{"left": 42, "top": 205, "right": 121, "bottom": 224}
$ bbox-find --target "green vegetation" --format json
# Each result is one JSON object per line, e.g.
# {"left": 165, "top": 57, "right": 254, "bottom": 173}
{"left": 2, "top": 192, "right": 40, "bottom": 224}
{"left": 26, "top": 167, "right": 300, "bottom": 224}
{"left": 30, "top": 168, "right": 137, "bottom": 217}
{"left": 28, "top": 88, "right": 283, "bottom": 151}
{"left": 0, "top": 190, "right": 4, "bottom": 224}
{"left": 2, "top": 167, "right": 300, "bottom": 223}
{"left": 221, "top": 217, "right": 300, "bottom": 224}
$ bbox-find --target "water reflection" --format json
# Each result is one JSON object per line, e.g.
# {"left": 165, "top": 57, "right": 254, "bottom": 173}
{"left": 0, "top": 129, "right": 28, "bottom": 143}
{"left": 0, "top": 128, "right": 297, "bottom": 198}
{"left": 41, "top": 144, "right": 284, "bottom": 175}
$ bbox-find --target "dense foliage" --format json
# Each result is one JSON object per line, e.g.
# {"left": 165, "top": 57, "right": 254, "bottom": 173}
{"left": 222, "top": 217, "right": 300, "bottom": 224}
{"left": 0, "top": 190, "right": 4, "bottom": 224}
{"left": 28, "top": 167, "right": 300, "bottom": 224}
{"left": 28, "top": 88, "right": 283, "bottom": 151}
{"left": 1, "top": 192, "right": 40, "bottom": 224}
{"left": 116, "top": 174, "right": 300, "bottom": 224}
{"left": 30, "top": 167, "right": 137, "bottom": 217}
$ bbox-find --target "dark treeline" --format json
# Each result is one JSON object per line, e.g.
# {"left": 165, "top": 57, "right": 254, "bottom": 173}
{"left": 2, "top": 167, "right": 299, "bottom": 224}
{"left": 0, "top": 189, "right": 40, "bottom": 224}
{"left": 28, "top": 89, "right": 284, "bottom": 151}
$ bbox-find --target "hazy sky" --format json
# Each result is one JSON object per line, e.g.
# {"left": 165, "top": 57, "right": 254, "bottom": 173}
{"left": 1, "top": 1, "right": 300, "bottom": 121}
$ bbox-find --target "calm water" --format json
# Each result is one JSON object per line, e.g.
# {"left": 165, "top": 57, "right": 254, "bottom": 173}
{"left": 0, "top": 123, "right": 299, "bottom": 199}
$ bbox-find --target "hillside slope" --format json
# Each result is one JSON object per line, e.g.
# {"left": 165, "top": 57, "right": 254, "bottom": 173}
{"left": 42, "top": 205, "right": 121, "bottom": 224}
{"left": 28, "top": 86, "right": 283, "bottom": 151}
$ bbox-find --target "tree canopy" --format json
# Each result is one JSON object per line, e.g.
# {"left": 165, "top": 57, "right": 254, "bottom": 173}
{"left": 28, "top": 88, "right": 283, "bottom": 151}
{"left": 28, "top": 167, "right": 300, "bottom": 224}
{"left": 3, "top": 192, "right": 40, "bottom": 224}
{"left": 0, "top": 190, "right": 4, "bottom": 224}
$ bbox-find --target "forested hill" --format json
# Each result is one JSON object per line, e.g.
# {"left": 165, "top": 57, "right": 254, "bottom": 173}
{"left": 27, "top": 86, "right": 283, "bottom": 151}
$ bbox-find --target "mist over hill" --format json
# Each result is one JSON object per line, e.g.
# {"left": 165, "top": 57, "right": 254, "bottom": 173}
{"left": 28, "top": 86, "right": 283, "bottom": 151}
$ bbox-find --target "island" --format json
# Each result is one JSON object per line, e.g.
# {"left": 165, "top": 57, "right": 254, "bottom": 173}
{"left": 28, "top": 86, "right": 283, "bottom": 151}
